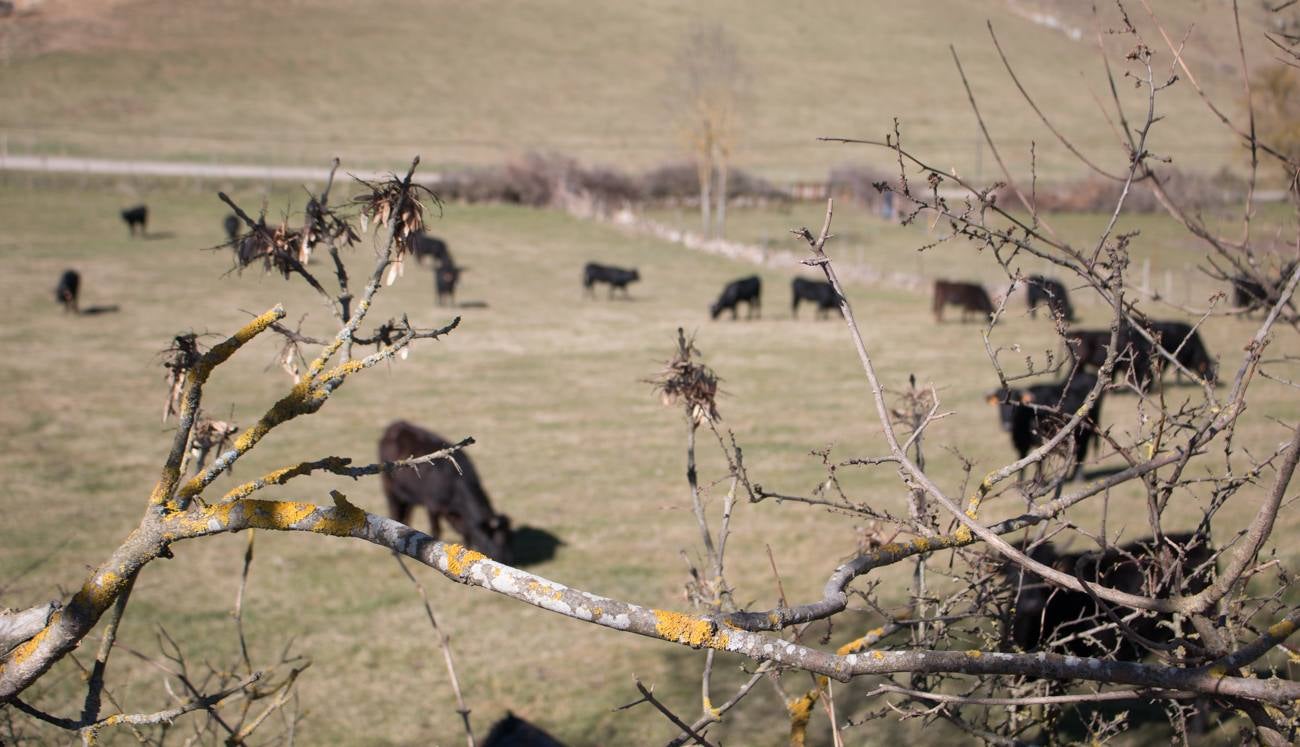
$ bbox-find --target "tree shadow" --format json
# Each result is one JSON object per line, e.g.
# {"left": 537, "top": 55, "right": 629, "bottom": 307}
{"left": 510, "top": 525, "right": 564, "bottom": 568}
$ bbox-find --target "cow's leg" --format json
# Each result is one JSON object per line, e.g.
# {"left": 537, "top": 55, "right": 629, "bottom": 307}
{"left": 384, "top": 484, "right": 413, "bottom": 527}
{"left": 427, "top": 510, "right": 443, "bottom": 539}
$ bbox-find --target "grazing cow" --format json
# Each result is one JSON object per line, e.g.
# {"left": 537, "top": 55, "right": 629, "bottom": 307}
{"left": 412, "top": 232, "right": 453, "bottom": 266}
{"left": 1232, "top": 260, "right": 1297, "bottom": 315}
{"left": 932, "top": 280, "right": 994, "bottom": 322}
{"left": 482, "top": 712, "right": 567, "bottom": 747}
{"left": 223, "top": 214, "right": 241, "bottom": 242}
{"left": 1004, "top": 532, "right": 1214, "bottom": 660}
{"left": 791, "top": 277, "right": 841, "bottom": 319}
{"left": 1066, "top": 327, "right": 1141, "bottom": 384}
{"left": 710, "top": 275, "right": 762, "bottom": 320}
{"left": 1144, "top": 320, "right": 1217, "bottom": 387}
{"left": 582, "top": 262, "right": 639, "bottom": 298}
{"left": 1068, "top": 322, "right": 1215, "bottom": 390}
{"left": 55, "top": 269, "right": 80, "bottom": 314}
{"left": 121, "top": 205, "right": 148, "bottom": 237}
{"left": 378, "top": 421, "right": 513, "bottom": 564}
{"left": 1025, "top": 275, "right": 1076, "bottom": 322}
{"left": 988, "top": 372, "right": 1104, "bottom": 480}
{"left": 434, "top": 262, "right": 462, "bottom": 307}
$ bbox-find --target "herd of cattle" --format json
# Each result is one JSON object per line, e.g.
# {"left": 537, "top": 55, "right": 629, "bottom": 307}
{"left": 43, "top": 204, "right": 1292, "bottom": 674}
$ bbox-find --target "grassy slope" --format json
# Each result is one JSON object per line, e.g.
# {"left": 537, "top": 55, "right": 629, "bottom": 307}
{"left": 0, "top": 0, "right": 1268, "bottom": 181}
{"left": 0, "top": 174, "right": 1297, "bottom": 743}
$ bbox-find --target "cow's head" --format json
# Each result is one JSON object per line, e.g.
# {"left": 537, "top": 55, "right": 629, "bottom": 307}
{"left": 467, "top": 513, "right": 514, "bottom": 565}
{"left": 987, "top": 388, "right": 1030, "bottom": 432}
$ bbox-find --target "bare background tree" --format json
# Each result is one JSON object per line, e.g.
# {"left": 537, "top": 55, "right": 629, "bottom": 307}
{"left": 673, "top": 24, "right": 748, "bottom": 240}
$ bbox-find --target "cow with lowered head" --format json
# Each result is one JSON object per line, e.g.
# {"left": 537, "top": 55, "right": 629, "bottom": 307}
{"left": 988, "top": 371, "right": 1104, "bottom": 481}
{"left": 434, "top": 262, "right": 462, "bottom": 307}
{"left": 1232, "top": 260, "right": 1297, "bottom": 316}
{"left": 710, "top": 275, "right": 761, "bottom": 320}
{"left": 582, "top": 262, "right": 639, "bottom": 298}
{"left": 1025, "top": 274, "right": 1075, "bottom": 322}
{"left": 791, "top": 277, "right": 841, "bottom": 319}
{"left": 55, "top": 269, "right": 80, "bottom": 314}
{"left": 932, "top": 280, "right": 993, "bottom": 322}
{"left": 1003, "top": 532, "right": 1214, "bottom": 660}
{"left": 1145, "top": 320, "right": 1217, "bottom": 387}
{"left": 379, "top": 421, "right": 513, "bottom": 563}
{"left": 411, "top": 231, "right": 454, "bottom": 267}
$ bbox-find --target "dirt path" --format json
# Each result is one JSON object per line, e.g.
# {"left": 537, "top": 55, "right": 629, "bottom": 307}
{"left": 0, "top": 153, "right": 441, "bottom": 184}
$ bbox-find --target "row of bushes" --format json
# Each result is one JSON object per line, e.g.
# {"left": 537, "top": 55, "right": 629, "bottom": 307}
{"left": 827, "top": 164, "right": 1248, "bottom": 214}
{"left": 429, "top": 154, "right": 1248, "bottom": 216}
{"left": 432, "top": 152, "right": 788, "bottom": 213}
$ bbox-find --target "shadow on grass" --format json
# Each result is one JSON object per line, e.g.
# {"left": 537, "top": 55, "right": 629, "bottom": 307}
{"left": 79, "top": 305, "right": 121, "bottom": 316}
{"left": 511, "top": 525, "right": 564, "bottom": 568}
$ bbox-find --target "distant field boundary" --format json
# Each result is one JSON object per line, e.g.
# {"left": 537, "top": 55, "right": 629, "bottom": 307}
{"left": 0, "top": 153, "right": 445, "bottom": 185}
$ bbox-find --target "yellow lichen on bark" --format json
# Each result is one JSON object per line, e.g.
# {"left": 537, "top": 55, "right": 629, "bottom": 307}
{"left": 1268, "top": 619, "right": 1297, "bottom": 639}
{"left": 309, "top": 492, "right": 366, "bottom": 535}
{"left": 194, "top": 306, "right": 285, "bottom": 379}
{"left": 652, "top": 610, "right": 729, "bottom": 649}
{"left": 444, "top": 543, "right": 486, "bottom": 576}
{"left": 786, "top": 689, "right": 820, "bottom": 747}
{"left": 2, "top": 614, "right": 56, "bottom": 668}
{"left": 837, "top": 625, "right": 889, "bottom": 656}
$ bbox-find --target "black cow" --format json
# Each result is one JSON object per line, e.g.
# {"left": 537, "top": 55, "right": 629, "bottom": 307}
{"left": 378, "top": 421, "right": 513, "bottom": 563}
{"left": 710, "top": 275, "right": 761, "bottom": 320}
{"left": 1145, "top": 320, "right": 1217, "bottom": 387}
{"left": 1231, "top": 260, "right": 1296, "bottom": 316}
{"left": 223, "top": 214, "right": 241, "bottom": 242}
{"left": 55, "top": 269, "right": 80, "bottom": 314}
{"left": 933, "top": 280, "right": 993, "bottom": 322}
{"left": 482, "top": 712, "right": 567, "bottom": 747}
{"left": 791, "top": 277, "right": 841, "bottom": 319}
{"left": 1066, "top": 327, "right": 1141, "bottom": 384}
{"left": 1004, "top": 532, "right": 1214, "bottom": 660}
{"left": 1025, "top": 275, "right": 1076, "bottom": 322}
{"left": 1068, "top": 321, "right": 1215, "bottom": 390}
{"left": 582, "top": 262, "right": 639, "bottom": 298}
{"left": 121, "top": 205, "right": 148, "bottom": 237}
{"left": 988, "top": 372, "right": 1104, "bottom": 481}
{"left": 435, "top": 262, "right": 462, "bottom": 307}
{"left": 412, "top": 232, "right": 453, "bottom": 266}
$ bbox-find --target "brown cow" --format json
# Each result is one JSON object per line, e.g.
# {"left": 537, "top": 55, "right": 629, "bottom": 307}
{"left": 933, "top": 280, "right": 993, "bottom": 322}
{"left": 379, "top": 421, "right": 513, "bottom": 563}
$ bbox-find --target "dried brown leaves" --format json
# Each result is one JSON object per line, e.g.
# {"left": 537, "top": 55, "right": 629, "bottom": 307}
{"left": 233, "top": 219, "right": 304, "bottom": 279}
{"left": 651, "top": 329, "right": 721, "bottom": 425}
{"left": 352, "top": 175, "right": 440, "bottom": 257}
{"left": 161, "top": 333, "right": 202, "bottom": 422}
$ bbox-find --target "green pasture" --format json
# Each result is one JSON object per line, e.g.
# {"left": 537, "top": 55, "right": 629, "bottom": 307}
{"left": 0, "top": 0, "right": 1275, "bottom": 181}
{"left": 0, "top": 174, "right": 1297, "bottom": 744}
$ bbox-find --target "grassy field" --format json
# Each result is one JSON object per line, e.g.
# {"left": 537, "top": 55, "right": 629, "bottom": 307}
{"left": 0, "top": 0, "right": 1277, "bottom": 182}
{"left": 648, "top": 199, "right": 1300, "bottom": 310}
{"left": 0, "top": 172, "right": 1297, "bottom": 744}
